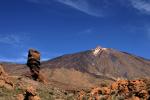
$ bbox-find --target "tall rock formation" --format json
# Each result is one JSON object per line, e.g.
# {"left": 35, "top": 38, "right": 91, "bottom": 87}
{"left": 27, "top": 49, "right": 41, "bottom": 80}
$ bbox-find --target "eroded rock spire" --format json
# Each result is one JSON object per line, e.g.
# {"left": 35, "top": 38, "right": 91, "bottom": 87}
{"left": 27, "top": 49, "right": 41, "bottom": 81}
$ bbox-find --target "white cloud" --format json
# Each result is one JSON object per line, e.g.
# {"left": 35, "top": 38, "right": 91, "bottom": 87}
{"left": 130, "top": 0, "right": 150, "bottom": 14}
{"left": 25, "top": 0, "right": 150, "bottom": 16}
{"left": 56, "top": 0, "right": 103, "bottom": 17}
{"left": 0, "top": 33, "right": 30, "bottom": 47}
{"left": 25, "top": 0, "right": 105, "bottom": 17}
{"left": 0, "top": 34, "right": 20, "bottom": 45}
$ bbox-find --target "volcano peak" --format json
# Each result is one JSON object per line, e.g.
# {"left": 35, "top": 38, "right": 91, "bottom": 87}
{"left": 92, "top": 46, "right": 108, "bottom": 56}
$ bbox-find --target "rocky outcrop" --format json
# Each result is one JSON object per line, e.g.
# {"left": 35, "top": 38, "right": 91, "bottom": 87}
{"left": 110, "top": 79, "right": 149, "bottom": 99}
{"left": 0, "top": 64, "right": 14, "bottom": 90}
{"left": 78, "top": 79, "right": 150, "bottom": 100}
{"left": 17, "top": 86, "right": 41, "bottom": 100}
{"left": 25, "top": 86, "right": 41, "bottom": 100}
{"left": 26, "top": 49, "right": 47, "bottom": 84}
{"left": 27, "top": 49, "right": 41, "bottom": 81}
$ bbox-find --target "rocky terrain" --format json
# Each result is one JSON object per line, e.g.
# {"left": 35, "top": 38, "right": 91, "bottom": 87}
{"left": 78, "top": 79, "right": 150, "bottom": 100}
{"left": 0, "top": 64, "right": 150, "bottom": 100}
{"left": 0, "top": 46, "right": 150, "bottom": 100}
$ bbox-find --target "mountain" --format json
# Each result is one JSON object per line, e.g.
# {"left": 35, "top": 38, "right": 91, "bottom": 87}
{"left": 42, "top": 46, "right": 150, "bottom": 79}
{"left": 1, "top": 46, "right": 150, "bottom": 89}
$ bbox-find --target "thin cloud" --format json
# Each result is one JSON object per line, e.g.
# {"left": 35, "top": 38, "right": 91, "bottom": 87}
{"left": 25, "top": 0, "right": 150, "bottom": 16}
{"left": 0, "top": 34, "right": 20, "bottom": 45}
{"left": 83, "top": 29, "right": 93, "bottom": 34}
{"left": 26, "top": 0, "right": 141, "bottom": 17}
{"left": 78, "top": 28, "right": 93, "bottom": 35}
{"left": 56, "top": 0, "right": 103, "bottom": 17}
{"left": 0, "top": 55, "right": 26, "bottom": 63}
{"left": 0, "top": 33, "right": 30, "bottom": 47}
{"left": 25, "top": 0, "right": 105, "bottom": 17}
{"left": 0, "top": 57, "right": 26, "bottom": 63}
{"left": 0, "top": 52, "right": 28, "bottom": 63}
{"left": 130, "top": 0, "right": 150, "bottom": 14}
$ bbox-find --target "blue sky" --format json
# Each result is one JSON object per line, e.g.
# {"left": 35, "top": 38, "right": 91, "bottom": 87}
{"left": 0, "top": 0, "right": 150, "bottom": 63}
